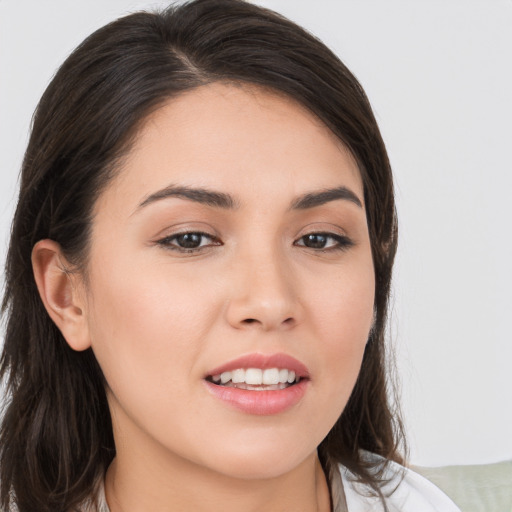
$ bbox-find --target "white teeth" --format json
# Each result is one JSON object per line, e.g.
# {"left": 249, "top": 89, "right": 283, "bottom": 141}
{"left": 220, "top": 371, "right": 232, "bottom": 384}
{"left": 224, "top": 382, "right": 288, "bottom": 390}
{"left": 211, "top": 368, "right": 302, "bottom": 387}
{"left": 245, "top": 368, "right": 263, "bottom": 385}
{"left": 262, "top": 368, "right": 280, "bottom": 385}
{"left": 232, "top": 369, "right": 245, "bottom": 383}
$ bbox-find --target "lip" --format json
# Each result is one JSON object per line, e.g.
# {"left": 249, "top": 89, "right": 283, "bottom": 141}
{"left": 204, "top": 352, "right": 310, "bottom": 415}
{"left": 204, "top": 379, "right": 308, "bottom": 415}
{"left": 205, "top": 352, "right": 310, "bottom": 378}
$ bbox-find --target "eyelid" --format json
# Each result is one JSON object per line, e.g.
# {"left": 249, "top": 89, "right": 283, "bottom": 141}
{"left": 294, "top": 221, "right": 353, "bottom": 242}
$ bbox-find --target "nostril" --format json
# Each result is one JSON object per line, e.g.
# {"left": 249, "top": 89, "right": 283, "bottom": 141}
{"left": 241, "top": 317, "right": 295, "bottom": 327}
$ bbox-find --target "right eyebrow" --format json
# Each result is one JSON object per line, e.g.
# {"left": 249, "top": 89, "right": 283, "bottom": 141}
{"left": 136, "top": 184, "right": 239, "bottom": 211}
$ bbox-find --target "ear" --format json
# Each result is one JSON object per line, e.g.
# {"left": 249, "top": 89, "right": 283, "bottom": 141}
{"left": 32, "top": 239, "right": 91, "bottom": 351}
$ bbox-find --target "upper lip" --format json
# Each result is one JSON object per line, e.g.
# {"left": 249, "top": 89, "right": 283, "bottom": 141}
{"left": 205, "top": 352, "right": 310, "bottom": 379}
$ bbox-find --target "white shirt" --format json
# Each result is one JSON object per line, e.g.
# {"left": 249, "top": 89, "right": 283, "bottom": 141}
{"left": 334, "top": 459, "right": 461, "bottom": 511}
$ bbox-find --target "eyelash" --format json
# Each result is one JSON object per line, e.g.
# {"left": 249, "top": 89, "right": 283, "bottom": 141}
{"left": 156, "top": 231, "right": 354, "bottom": 254}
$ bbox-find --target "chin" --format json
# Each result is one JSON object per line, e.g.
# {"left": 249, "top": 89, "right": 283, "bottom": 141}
{"left": 214, "top": 455, "right": 310, "bottom": 481}
{"left": 195, "top": 437, "right": 318, "bottom": 481}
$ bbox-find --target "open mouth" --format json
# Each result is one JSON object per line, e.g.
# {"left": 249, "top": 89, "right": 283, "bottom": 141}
{"left": 205, "top": 367, "right": 304, "bottom": 391}
{"left": 203, "top": 358, "right": 310, "bottom": 414}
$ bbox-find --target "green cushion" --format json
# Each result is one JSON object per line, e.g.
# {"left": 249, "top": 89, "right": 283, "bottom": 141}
{"left": 413, "top": 461, "right": 512, "bottom": 512}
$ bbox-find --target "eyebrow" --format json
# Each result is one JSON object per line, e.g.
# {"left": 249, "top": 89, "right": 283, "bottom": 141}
{"left": 136, "top": 184, "right": 363, "bottom": 212}
{"left": 290, "top": 186, "right": 362, "bottom": 209}
{"left": 138, "top": 185, "right": 239, "bottom": 210}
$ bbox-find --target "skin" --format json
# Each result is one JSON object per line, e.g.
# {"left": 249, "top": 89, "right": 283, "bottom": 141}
{"left": 32, "top": 83, "right": 375, "bottom": 512}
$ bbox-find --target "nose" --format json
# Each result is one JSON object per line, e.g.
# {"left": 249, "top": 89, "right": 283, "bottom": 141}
{"left": 225, "top": 248, "right": 301, "bottom": 332}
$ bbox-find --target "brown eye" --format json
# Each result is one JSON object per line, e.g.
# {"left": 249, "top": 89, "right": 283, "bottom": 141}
{"left": 302, "top": 234, "right": 329, "bottom": 249}
{"left": 295, "top": 232, "right": 354, "bottom": 251}
{"left": 175, "top": 233, "right": 204, "bottom": 249}
{"left": 157, "top": 231, "right": 221, "bottom": 252}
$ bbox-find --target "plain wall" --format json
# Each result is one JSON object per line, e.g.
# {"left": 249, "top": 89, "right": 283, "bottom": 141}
{"left": 1, "top": 0, "right": 511, "bottom": 467}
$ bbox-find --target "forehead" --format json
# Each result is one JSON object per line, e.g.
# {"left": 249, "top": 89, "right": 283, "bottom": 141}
{"left": 96, "top": 82, "right": 363, "bottom": 215}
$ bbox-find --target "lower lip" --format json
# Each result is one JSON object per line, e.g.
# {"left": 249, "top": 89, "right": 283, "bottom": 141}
{"left": 204, "top": 379, "right": 309, "bottom": 415}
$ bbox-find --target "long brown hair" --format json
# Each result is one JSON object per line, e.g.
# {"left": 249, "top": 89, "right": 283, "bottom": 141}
{"left": 0, "top": 1, "right": 404, "bottom": 510}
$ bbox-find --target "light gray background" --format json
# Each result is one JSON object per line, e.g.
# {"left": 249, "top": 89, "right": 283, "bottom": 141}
{"left": 1, "top": 0, "right": 511, "bottom": 467}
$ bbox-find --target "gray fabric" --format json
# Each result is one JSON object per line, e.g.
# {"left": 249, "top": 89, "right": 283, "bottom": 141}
{"left": 413, "top": 460, "right": 512, "bottom": 512}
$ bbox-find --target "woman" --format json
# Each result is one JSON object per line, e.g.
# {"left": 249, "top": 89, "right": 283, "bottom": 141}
{"left": 0, "top": 1, "right": 460, "bottom": 510}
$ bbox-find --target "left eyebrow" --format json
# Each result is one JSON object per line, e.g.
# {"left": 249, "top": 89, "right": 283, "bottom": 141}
{"left": 290, "top": 186, "right": 363, "bottom": 209}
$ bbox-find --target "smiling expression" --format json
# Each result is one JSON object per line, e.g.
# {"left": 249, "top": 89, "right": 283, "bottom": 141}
{"left": 80, "top": 82, "right": 375, "bottom": 479}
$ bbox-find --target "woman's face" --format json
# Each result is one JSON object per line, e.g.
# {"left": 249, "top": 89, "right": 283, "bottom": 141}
{"left": 82, "top": 83, "right": 375, "bottom": 479}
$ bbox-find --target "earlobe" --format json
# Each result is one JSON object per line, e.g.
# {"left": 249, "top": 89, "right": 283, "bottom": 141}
{"left": 31, "top": 239, "right": 91, "bottom": 351}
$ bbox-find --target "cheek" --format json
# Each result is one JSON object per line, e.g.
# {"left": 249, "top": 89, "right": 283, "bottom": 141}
{"left": 84, "top": 256, "right": 219, "bottom": 405}
{"left": 305, "top": 256, "right": 375, "bottom": 414}
{"left": 309, "top": 252, "right": 375, "bottom": 346}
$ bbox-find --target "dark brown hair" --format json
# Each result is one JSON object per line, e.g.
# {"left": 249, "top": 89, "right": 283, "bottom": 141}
{"left": 0, "top": 1, "right": 404, "bottom": 510}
